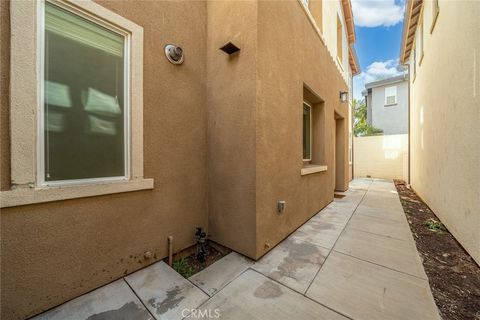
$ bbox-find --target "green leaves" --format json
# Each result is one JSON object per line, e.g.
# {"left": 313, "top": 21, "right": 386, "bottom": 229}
{"left": 172, "top": 258, "right": 195, "bottom": 278}
{"left": 353, "top": 98, "right": 383, "bottom": 137}
{"left": 424, "top": 218, "right": 447, "bottom": 233}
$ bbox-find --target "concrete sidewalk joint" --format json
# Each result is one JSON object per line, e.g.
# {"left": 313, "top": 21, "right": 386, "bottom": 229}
{"left": 33, "top": 179, "right": 440, "bottom": 320}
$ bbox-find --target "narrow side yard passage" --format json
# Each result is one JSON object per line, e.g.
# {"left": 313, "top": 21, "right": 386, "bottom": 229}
{"left": 33, "top": 179, "right": 440, "bottom": 320}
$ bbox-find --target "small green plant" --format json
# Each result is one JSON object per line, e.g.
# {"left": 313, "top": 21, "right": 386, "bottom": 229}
{"left": 424, "top": 218, "right": 447, "bottom": 233}
{"left": 353, "top": 99, "right": 384, "bottom": 137}
{"left": 172, "top": 258, "right": 195, "bottom": 278}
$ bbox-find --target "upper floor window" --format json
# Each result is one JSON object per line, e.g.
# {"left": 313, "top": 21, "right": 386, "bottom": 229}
{"left": 413, "top": 46, "right": 417, "bottom": 78}
{"left": 417, "top": 19, "right": 424, "bottom": 65}
{"left": 431, "top": 0, "right": 439, "bottom": 32}
{"left": 385, "top": 86, "right": 397, "bottom": 106}
{"left": 42, "top": 2, "right": 128, "bottom": 184}
{"left": 336, "top": 15, "right": 343, "bottom": 64}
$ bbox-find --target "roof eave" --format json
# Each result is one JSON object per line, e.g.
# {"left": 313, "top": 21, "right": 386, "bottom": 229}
{"left": 400, "top": 0, "right": 423, "bottom": 63}
{"left": 349, "top": 45, "right": 360, "bottom": 75}
{"left": 342, "top": 0, "right": 356, "bottom": 44}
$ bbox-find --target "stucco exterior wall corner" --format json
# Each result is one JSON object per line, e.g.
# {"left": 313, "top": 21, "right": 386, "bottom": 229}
{"left": 206, "top": 0, "right": 258, "bottom": 259}
{"left": 254, "top": 0, "right": 350, "bottom": 258}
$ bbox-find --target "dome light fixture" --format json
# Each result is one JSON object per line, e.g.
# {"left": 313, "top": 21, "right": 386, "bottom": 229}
{"left": 165, "top": 44, "right": 184, "bottom": 65}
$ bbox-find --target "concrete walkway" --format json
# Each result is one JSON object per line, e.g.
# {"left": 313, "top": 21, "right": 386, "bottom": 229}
{"left": 34, "top": 179, "right": 440, "bottom": 320}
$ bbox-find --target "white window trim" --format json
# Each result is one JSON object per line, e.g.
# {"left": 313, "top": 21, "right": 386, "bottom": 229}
{"left": 303, "top": 101, "right": 312, "bottom": 162}
{"left": 1, "top": 0, "right": 152, "bottom": 208}
{"left": 336, "top": 15, "right": 343, "bottom": 66}
{"left": 430, "top": 0, "right": 440, "bottom": 33}
{"left": 384, "top": 86, "right": 398, "bottom": 106}
{"left": 39, "top": 0, "right": 131, "bottom": 187}
{"left": 296, "top": 0, "right": 326, "bottom": 45}
{"left": 418, "top": 18, "right": 424, "bottom": 66}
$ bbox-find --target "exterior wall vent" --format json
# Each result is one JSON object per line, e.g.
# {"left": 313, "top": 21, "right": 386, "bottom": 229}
{"left": 219, "top": 42, "right": 240, "bottom": 55}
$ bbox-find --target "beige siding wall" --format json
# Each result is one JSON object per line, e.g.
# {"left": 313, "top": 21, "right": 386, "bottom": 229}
{"left": 354, "top": 134, "right": 408, "bottom": 181}
{"left": 408, "top": 1, "right": 480, "bottom": 264}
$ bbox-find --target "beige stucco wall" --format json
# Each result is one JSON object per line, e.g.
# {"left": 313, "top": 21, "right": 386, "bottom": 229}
{"left": 354, "top": 134, "right": 408, "bottom": 181}
{"left": 1, "top": 0, "right": 353, "bottom": 318}
{"left": 1, "top": 0, "right": 11, "bottom": 191}
{"left": 254, "top": 0, "right": 349, "bottom": 258}
{"left": 1, "top": 1, "right": 209, "bottom": 319}
{"left": 207, "top": 0, "right": 258, "bottom": 258}
{"left": 408, "top": 1, "right": 480, "bottom": 264}
{"left": 322, "top": 0, "right": 349, "bottom": 83}
{"left": 207, "top": 0, "right": 350, "bottom": 259}
{"left": 348, "top": 66, "right": 354, "bottom": 181}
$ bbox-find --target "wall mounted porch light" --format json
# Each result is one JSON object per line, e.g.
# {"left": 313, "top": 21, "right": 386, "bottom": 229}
{"left": 165, "top": 44, "right": 184, "bottom": 64}
{"left": 339, "top": 91, "right": 348, "bottom": 103}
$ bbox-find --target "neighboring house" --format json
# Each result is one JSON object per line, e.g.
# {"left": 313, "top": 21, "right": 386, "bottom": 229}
{"left": 0, "top": 0, "right": 359, "bottom": 319}
{"left": 363, "top": 74, "right": 409, "bottom": 135}
{"left": 401, "top": 0, "right": 479, "bottom": 264}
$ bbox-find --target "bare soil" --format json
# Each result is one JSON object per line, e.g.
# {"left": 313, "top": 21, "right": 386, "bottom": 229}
{"left": 394, "top": 180, "right": 480, "bottom": 320}
{"left": 166, "top": 241, "right": 231, "bottom": 278}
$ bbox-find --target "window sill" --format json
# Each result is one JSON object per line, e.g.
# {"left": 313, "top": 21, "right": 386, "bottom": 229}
{"left": 301, "top": 164, "right": 327, "bottom": 176}
{"left": 0, "top": 178, "right": 154, "bottom": 208}
{"left": 384, "top": 103, "right": 397, "bottom": 107}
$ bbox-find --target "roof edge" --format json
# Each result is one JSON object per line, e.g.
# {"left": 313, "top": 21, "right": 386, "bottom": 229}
{"left": 365, "top": 74, "right": 409, "bottom": 89}
{"left": 400, "top": 0, "right": 423, "bottom": 63}
{"left": 349, "top": 45, "right": 360, "bottom": 75}
{"left": 341, "top": 0, "right": 356, "bottom": 44}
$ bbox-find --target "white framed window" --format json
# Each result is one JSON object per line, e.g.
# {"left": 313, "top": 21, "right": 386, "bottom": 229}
{"left": 303, "top": 102, "right": 312, "bottom": 161}
{"left": 413, "top": 46, "right": 417, "bottom": 79}
{"left": 1, "top": 0, "right": 152, "bottom": 208}
{"left": 431, "top": 0, "right": 440, "bottom": 33}
{"left": 418, "top": 19, "right": 424, "bottom": 65}
{"left": 385, "top": 86, "right": 397, "bottom": 106}
{"left": 336, "top": 15, "right": 343, "bottom": 64}
{"left": 41, "top": 1, "right": 129, "bottom": 186}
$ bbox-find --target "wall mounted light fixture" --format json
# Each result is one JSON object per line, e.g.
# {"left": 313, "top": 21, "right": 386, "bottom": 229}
{"left": 277, "top": 200, "right": 286, "bottom": 214}
{"left": 339, "top": 91, "right": 348, "bottom": 103}
{"left": 165, "top": 44, "right": 184, "bottom": 64}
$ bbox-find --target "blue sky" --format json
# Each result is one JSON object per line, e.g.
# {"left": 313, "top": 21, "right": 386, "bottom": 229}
{"left": 352, "top": 0, "right": 406, "bottom": 100}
